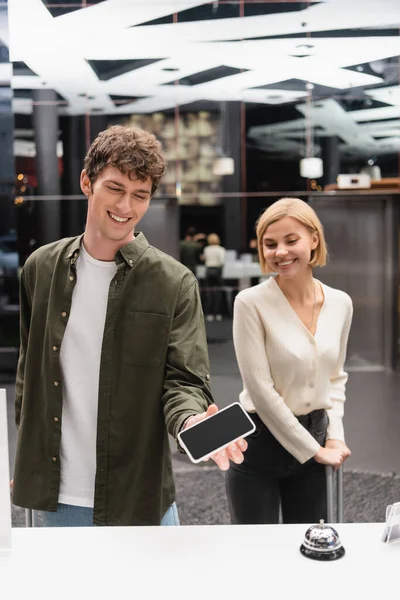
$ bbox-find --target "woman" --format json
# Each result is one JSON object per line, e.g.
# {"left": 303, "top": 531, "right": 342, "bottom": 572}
{"left": 203, "top": 233, "right": 226, "bottom": 322}
{"left": 226, "top": 198, "right": 353, "bottom": 524}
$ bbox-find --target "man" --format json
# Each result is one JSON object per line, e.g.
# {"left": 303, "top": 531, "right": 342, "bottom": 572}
{"left": 179, "top": 227, "right": 202, "bottom": 275}
{"left": 12, "top": 125, "right": 246, "bottom": 527}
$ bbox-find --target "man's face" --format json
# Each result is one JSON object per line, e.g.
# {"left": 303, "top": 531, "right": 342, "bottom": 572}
{"left": 81, "top": 166, "right": 152, "bottom": 245}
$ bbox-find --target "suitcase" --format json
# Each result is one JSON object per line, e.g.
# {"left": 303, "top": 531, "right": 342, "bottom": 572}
{"left": 24, "top": 466, "right": 344, "bottom": 527}
{"left": 325, "top": 465, "right": 344, "bottom": 523}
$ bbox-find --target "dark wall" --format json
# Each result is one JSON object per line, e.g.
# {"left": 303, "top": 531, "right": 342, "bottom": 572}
{"left": 180, "top": 205, "right": 224, "bottom": 243}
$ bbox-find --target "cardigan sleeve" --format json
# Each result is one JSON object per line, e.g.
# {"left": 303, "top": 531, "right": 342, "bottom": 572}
{"left": 326, "top": 296, "right": 353, "bottom": 441}
{"left": 233, "top": 297, "right": 321, "bottom": 464}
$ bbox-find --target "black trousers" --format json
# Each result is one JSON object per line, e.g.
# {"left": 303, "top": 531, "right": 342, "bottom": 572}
{"left": 204, "top": 267, "right": 223, "bottom": 316}
{"left": 225, "top": 410, "right": 328, "bottom": 524}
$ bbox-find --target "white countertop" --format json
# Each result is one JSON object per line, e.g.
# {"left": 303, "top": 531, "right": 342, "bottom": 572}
{"left": 1, "top": 523, "right": 398, "bottom": 599}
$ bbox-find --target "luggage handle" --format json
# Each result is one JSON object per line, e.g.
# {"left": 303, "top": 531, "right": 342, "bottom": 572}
{"left": 325, "top": 465, "right": 344, "bottom": 524}
{"left": 25, "top": 508, "right": 33, "bottom": 527}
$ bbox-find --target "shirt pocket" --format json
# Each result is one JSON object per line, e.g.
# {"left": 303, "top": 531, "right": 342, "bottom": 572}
{"left": 122, "top": 311, "right": 170, "bottom": 368}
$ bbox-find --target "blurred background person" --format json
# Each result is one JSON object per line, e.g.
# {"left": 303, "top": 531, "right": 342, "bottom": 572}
{"left": 248, "top": 238, "right": 260, "bottom": 286}
{"left": 179, "top": 227, "right": 202, "bottom": 275}
{"left": 203, "top": 233, "right": 226, "bottom": 322}
{"left": 248, "top": 238, "right": 259, "bottom": 262}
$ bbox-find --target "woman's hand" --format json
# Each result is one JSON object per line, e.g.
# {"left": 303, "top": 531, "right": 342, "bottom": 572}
{"left": 313, "top": 447, "right": 346, "bottom": 471}
{"left": 325, "top": 439, "right": 351, "bottom": 460}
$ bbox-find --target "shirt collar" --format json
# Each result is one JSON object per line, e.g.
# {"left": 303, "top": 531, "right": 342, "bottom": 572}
{"left": 66, "top": 234, "right": 84, "bottom": 264}
{"left": 65, "top": 232, "right": 150, "bottom": 267}
{"left": 118, "top": 232, "right": 150, "bottom": 267}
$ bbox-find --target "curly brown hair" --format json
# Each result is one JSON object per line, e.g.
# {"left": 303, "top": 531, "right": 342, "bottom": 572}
{"left": 84, "top": 125, "right": 167, "bottom": 195}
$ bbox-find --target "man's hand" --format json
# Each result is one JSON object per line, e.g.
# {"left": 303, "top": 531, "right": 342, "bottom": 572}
{"left": 183, "top": 404, "right": 248, "bottom": 471}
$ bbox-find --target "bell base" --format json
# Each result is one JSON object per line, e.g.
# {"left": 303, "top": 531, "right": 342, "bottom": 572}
{"left": 300, "top": 545, "right": 345, "bottom": 561}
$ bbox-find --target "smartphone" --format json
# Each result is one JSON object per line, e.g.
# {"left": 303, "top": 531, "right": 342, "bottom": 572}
{"left": 177, "top": 402, "right": 256, "bottom": 464}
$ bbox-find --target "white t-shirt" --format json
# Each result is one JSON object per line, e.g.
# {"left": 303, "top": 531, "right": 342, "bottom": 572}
{"left": 58, "top": 244, "right": 117, "bottom": 507}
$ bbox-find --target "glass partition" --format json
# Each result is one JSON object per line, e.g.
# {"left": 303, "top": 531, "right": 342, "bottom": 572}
{"left": 1, "top": 1, "right": 400, "bottom": 524}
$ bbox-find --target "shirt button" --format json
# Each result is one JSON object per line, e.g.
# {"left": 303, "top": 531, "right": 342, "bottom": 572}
{"left": 54, "top": 417, "right": 59, "bottom": 423}
{"left": 61, "top": 311, "right": 67, "bottom": 317}
{"left": 306, "top": 402, "right": 311, "bottom": 408}
{"left": 128, "top": 259, "right": 133, "bottom": 265}
{"left": 52, "top": 456, "right": 57, "bottom": 462}
{"left": 206, "top": 374, "right": 210, "bottom": 381}
{"left": 54, "top": 381, "right": 59, "bottom": 387}
{"left": 52, "top": 345, "right": 58, "bottom": 352}
{"left": 309, "top": 383, "right": 315, "bottom": 388}
{"left": 309, "top": 339, "right": 314, "bottom": 345}
{"left": 69, "top": 275, "right": 74, "bottom": 281}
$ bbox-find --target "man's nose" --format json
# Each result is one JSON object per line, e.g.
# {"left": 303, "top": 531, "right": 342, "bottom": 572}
{"left": 115, "top": 193, "right": 132, "bottom": 213}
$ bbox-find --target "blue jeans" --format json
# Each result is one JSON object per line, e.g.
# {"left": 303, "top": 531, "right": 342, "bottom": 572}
{"left": 37, "top": 501, "right": 180, "bottom": 527}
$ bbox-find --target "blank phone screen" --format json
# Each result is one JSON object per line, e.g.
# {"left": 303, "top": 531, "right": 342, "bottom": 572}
{"left": 179, "top": 404, "right": 255, "bottom": 461}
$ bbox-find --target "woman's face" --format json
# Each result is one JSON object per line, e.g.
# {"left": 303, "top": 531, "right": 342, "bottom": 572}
{"left": 262, "top": 216, "right": 319, "bottom": 279}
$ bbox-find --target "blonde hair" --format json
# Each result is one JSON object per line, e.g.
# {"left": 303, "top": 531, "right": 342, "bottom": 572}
{"left": 207, "top": 233, "right": 221, "bottom": 245}
{"left": 256, "top": 197, "right": 327, "bottom": 273}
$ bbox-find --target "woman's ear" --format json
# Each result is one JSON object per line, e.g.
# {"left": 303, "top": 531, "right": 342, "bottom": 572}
{"left": 80, "top": 170, "right": 91, "bottom": 197}
{"left": 311, "top": 231, "right": 319, "bottom": 250}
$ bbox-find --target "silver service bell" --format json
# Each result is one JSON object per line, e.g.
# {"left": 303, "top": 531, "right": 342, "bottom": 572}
{"left": 300, "top": 519, "right": 345, "bottom": 561}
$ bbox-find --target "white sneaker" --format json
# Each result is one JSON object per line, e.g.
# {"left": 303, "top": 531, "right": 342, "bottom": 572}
{"left": 206, "top": 315, "right": 214, "bottom": 322}
{"left": 216, "top": 314, "right": 222, "bottom": 321}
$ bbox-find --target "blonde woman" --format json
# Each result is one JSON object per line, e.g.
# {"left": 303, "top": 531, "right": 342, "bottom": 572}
{"left": 203, "top": 233, "right": 226, "bottom": 322}
{"left": 226, "top": 198, "right": 353, "bottom": 524}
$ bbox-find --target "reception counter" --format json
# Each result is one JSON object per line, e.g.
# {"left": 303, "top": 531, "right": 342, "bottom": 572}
{"left": 196, "top": 261, "right": 263, "bottom": 283}
{"left": 1, "top": 523, "right": 398, "bottom": 599}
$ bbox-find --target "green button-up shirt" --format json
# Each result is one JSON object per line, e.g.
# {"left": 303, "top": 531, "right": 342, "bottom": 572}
{"left": 12, "top": 232, "right": 213, "bottom": 525}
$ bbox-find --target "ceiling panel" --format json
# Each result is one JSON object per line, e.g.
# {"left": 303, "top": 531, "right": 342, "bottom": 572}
{"left": 6, "top": 0, "right": 400, "bottom": 159}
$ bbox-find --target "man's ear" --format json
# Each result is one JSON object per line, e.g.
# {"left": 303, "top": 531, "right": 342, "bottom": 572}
{"left": 80, "top": 170, "right": 91, "bottom": 197}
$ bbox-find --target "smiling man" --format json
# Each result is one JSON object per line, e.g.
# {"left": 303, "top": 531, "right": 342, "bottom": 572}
{"left": 12, "top": 125, "right": 247, "bottom": 527}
